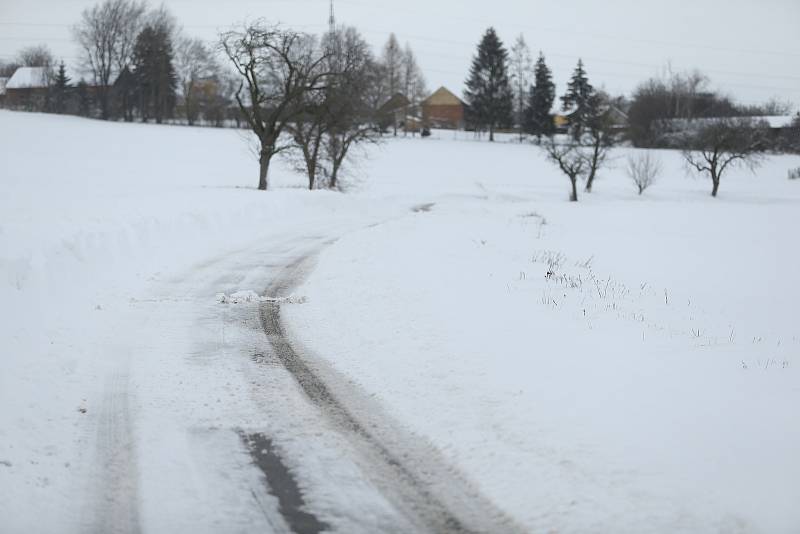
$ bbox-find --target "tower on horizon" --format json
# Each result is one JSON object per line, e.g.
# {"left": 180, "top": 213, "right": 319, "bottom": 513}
{"left": 328, "top": 0, "right": 335, "bottom": 33}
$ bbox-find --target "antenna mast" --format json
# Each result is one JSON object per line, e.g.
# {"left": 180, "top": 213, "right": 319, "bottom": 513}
{"left": 328, "top": 0, "right": 336, "bottom": 33}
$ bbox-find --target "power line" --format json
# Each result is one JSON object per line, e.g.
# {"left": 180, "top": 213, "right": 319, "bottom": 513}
{"left": 336, "top": 0, "right": 800, "bottom": 59}
{"left": 0, "top": 16, "right": 796, "bottom": 104}
{"left": 4, "top": 23, "right": 794, "bottom": 86}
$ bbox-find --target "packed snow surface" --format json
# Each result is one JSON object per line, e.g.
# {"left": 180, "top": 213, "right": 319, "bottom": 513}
{"left": 2, "top": 111, "right": 799, "bottom": 533}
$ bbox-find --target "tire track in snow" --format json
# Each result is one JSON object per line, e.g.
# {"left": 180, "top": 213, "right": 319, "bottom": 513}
{"left": 258, "top": 243, "right": 525, "bottom": 534}
{"left": 91, "top": 372, "right": 140, "bottom": 534}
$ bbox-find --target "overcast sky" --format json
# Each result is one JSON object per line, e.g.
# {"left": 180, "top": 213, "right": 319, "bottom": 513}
{"left": 1, "top": 0, "right": 798, "bottom": 108}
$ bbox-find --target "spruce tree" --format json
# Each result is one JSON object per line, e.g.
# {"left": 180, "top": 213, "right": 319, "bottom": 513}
{"left": 464, "top": 27, "right": 513, "bottom": 142}
{"left": 561, "top": 59, "right": 598, "bottom": 140}
{"left": 76, "top": 80, "right": 92, "bottom": 117}
{"left": 132, "top": 24, "right": 177, "bottom": 124}
{"left": 53, "top": 61, "right": 71, "bottom": 114}
{"left": 525, "top": 52, "right": 555, "bottom": 142}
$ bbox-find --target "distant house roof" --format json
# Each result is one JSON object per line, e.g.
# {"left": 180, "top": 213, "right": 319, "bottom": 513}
{"left": 748, "top": 115, "right": 795, "bottom": 128}
{"left": 7, "top": 67, "right": 50, "bottom": 89}
{"left": 424, "top": 87, "right": 463, "bottom": 107}
{"left": 0, "top": 77, "right": 8, "bottom": 96}
{"left": 379, "top": 93, "right": 411, "bottom": 114}
{"left": 606, "top": 105, "right": 628, "bottom": 125}
{"left": 661, "top": 115, "right": 795, "bottom": 130}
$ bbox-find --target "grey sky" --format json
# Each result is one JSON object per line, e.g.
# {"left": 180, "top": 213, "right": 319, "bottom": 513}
{"left": 1, "top": 0, "right": 798, "bottom": 108}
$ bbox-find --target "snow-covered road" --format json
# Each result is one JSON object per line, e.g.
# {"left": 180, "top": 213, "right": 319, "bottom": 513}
{"left": 3, "top": 211, "right": 519, "bottom": 533}
{"left": 90, "top": 220, "right": 520, "bottom": 533}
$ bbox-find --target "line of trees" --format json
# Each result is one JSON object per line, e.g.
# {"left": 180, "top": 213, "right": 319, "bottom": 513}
{"left": 378, "top": 33, "right": 427, "bottom": 135}
{"left": 221, "top": 22, "right": 388, "bottom": 191}
{"left": 0, "top": 0, "right": 236, "bottom": 125}
{"left": 460, "top": 27, "right": 797, "bottom": 200}
{"left": 218, "top": 22, "right": 428, "bottom": 190}
{"left": 459, "top": 27, "right": 623, "bottom": 200}
{"left": 3, "top": 13, "right": 796, "bottom": 197}
{"left": 72, "top": 0, "right": 234, "bottom": 124}
{"left": 0, "top": 0, "right": 429, "bottom": 191}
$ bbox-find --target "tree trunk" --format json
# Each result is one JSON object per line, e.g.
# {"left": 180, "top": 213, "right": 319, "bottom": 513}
{"left": 258, "top": 147, "right": 271, "bottom": 191}
{"left": 100, "top": 89, "right": 110, "bottom": 120}
{"left": 711, "top": 168, "right": 720, "bottom": 197}
{"left": 308, "top": 165, "right": 316, "bottom": 190}
{"left": 489, "top": 124, "right": 495, "bottom": 142}
{"left": 329, "top": 162, "right": 340, "bottom": 190}
{"left": 570, "top": 176, "right": 578, "bottom": 202}
{"left": 585, "top": 170, "right": 595, "bottom": 192}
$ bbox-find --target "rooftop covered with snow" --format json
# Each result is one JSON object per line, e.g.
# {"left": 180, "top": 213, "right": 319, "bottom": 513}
{"left": 6, "top": 67, "right": 50, "bottom": 89}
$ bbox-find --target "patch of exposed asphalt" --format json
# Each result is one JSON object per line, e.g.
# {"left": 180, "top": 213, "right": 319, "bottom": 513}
{"left": 239, "top": 431, "right": 329, "bottom": 534}
{"left": 411, "top": 202, "right": 436, "bottom": 213}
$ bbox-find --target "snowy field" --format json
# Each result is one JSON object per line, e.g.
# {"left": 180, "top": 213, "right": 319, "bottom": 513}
{"left": 1, "top": 111, "right": 799, "bottom": 533}
{"left": 287, "top": 132, "right": 800, "bottom": 532}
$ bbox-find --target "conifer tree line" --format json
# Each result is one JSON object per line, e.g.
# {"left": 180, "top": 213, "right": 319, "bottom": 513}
{"left": 463, "top": 27, "right": 612, "bottom": 144}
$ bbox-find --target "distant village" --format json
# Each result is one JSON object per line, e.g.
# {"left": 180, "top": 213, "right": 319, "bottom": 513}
{"left": 0, "top": 0, "right": 800, "bottom": 170}
{"left": 2, "top": 62, "right": 795, "bottom": 146}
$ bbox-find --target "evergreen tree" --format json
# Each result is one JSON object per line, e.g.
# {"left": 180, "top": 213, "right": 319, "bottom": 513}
{"left": 132, "top": 24, "right": 177, "bottom": 123}
{"left": 114, "top": 66, "right": 137, "bottom": 122}
{"left": 76, "top": 80, "right": 92, "bottom": 117}
{"left": 52, "top": 61, "right": 71, "bottom": 114}
{"left": 525, "top": 52, "right": 555, "bottom": 141}
{"left": 464, "top": 27, "right": 513, "bottom": 142}
{"left": 561, "top": 59, "right": 599, "bottom": 140}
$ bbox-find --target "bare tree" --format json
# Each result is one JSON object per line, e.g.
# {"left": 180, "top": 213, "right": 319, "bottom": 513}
{"left": 285, "top": 36, "right": 330, "bottom": 190}
{"left": 16, "top": 45, "right": 55, "bottom": 68}
{"left": 285, "top": 27, "right": 379, "bottom": 190}
{"left": 220, "top": 22, "right": 331, "bottom": 190}
{"left": 509, "top": 34, "right": 533, "bottom": 141}
{"left": 73, "top": 0, "right": 146, "bottom": 119}
{"left": 582, "top": 99, "right": 618, "bottom": 192}
{"left": 0, "top": 60, "right": 21, "bottom": 77}
{"left": 287, "top": 99, "right": 329, "bottom": 189}
{"left": 400, "top": 43, "right": 427, "bottom": 135}
{"left": 544, "top": 139, "right": 587, "bottom": 202}
{"left": 682, "top": 118, "right": 766, "bottom": 197}
{"left": 321, "top": 27, "right": 382, "bottom": 189}
{"left": 665, "top": 67, "right": 708, "bottom": 120}
{"left": 143, "top": 4, "right": 177, "bottom": 38}
{"left": 626, "top": 152, "right": 661, "bottom": 195}
{"left": 175, "top": 36, "right": 219, "bottom": 125}
{"left": 381, "top": 33, "right": 403, "bottom": 135}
